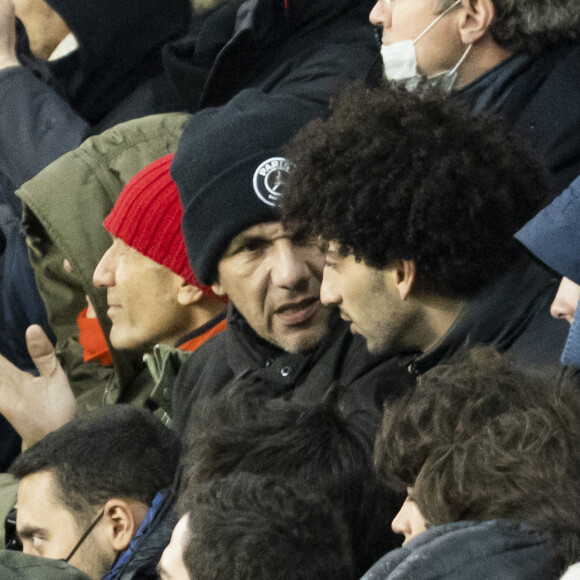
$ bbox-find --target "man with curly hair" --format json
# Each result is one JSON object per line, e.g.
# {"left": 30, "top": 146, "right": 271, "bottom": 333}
{"left": 362, "top": 347, "right": 580, "bottom": 579}
{"left": 370, "top": 0, "right": 580, "bottom": 198}
{"left": 281, "top": 83, "right": 567, "bottom": 372}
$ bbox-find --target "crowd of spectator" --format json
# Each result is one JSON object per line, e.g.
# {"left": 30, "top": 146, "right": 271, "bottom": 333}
{"left": 0, "top": 0, "right": 579, "bottom": 578}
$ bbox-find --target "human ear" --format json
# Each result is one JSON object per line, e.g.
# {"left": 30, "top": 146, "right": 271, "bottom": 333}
{"left": 211, "top": 280, "right": 227, "bottom": 297}
{"left": 177, "top": 281, "right": 204, "bottom": 306}
{"left": 394, "top": 260, "right": 416, "bottom": 300}
{"left": 457, "top": 0, "right": 495, "bottom": 45}
{"left": 102, "top": 499, "right": 138, "bottom": 552}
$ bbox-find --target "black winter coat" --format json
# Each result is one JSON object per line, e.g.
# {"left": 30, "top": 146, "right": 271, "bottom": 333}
{"left": 454, "top": 43, "right": 580, "bottom": 201}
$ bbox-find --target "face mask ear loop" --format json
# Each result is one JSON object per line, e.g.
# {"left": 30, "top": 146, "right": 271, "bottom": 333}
{"left": 448, "top": 42, "right": 472, "bottom": 75}
{"left": 412, "top": 0, "right": 462, "bottom": 45}
{"left": 64, "top": 510, "right": 104, "bottom": 563}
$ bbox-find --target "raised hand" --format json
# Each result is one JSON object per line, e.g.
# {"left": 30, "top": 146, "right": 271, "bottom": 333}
{"left": 0, "top": 325, "right": 76, "bottom": 449}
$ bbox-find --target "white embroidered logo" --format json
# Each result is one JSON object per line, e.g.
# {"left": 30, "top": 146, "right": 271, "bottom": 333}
{"left": 253, "top": 157, "right": 291, "bottom": 207}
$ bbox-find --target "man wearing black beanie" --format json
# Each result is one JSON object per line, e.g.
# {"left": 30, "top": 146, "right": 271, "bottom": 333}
{"left": 169, "top": 99, "right": 415, "bottom": 457}
{"left": 169, "top": 99, "right": 415, "bottom": 575}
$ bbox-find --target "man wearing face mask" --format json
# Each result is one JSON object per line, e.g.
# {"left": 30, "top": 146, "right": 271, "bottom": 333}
{"left": 9, "top": 405, "right": 180, "bottom": 580}
{"left": 370, "top": 0, "right": 580, "bottom": 200}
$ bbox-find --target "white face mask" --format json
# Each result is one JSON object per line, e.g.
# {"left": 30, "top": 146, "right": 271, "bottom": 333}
{"left": 380, "top": 0, "right": 471, "bottom": 92}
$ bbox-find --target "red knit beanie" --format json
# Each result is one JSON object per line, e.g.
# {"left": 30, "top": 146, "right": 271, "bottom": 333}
{"left": 103, "top": 154, "right": 213, "bottom": 295}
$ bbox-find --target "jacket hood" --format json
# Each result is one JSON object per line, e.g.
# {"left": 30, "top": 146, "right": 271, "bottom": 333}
{"left": 515, "top": 174, "right": 580, "bottom": 285}
{"left": 16, "top": 113, "right": 190, "bottom": 401}
{"left": 45, "top": 0, "right": 192, "bottom": 122}
{"left": 515, "top": 175, "right": 580, "bottom": 367}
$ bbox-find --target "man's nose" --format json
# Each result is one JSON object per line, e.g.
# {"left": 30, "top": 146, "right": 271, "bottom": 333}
{"left": 319, "top": 270, "right": 341, "bottom": 306}
{"left": 369, "top": 0, "right": 392, "bottom": 31}
{"left": 550, "top": 277, "right": 580, "bottom": 323}
{"left": 270, "top": 242, "right": 310, "bottom": 289}
{"left": 391, "top": 504, "right": 410, "bottom": 537}
{"left": 93, "top": 248, "right": 115, "bottom": 288}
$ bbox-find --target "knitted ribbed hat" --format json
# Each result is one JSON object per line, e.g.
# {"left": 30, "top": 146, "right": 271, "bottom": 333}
{"left": 103, "top": 153, "right": 212, "bottom": 294}
{"left": 171, "top": 93, "right": 320, "bottom": 285}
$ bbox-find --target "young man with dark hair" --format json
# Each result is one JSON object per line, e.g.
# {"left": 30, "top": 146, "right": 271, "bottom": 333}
{"left": 158, "top": 474, "right": 354, "bottom": 580}
{"left": 281, "top": 82, "right": 567, "bottom": 373}
{"left": 9, "top": 405, "right": 180, "bottom": 579}
{"left": 365, "top": 347, "right": 580, "bottom": 579}
{"left": 178, "top": 376, "right": 400, "bottom": 576}
{"left": 369, "top": 0, "right": 580, "bottom": 197}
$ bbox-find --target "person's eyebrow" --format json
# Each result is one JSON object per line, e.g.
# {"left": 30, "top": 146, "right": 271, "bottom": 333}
{"left": 227, "top": 234, "right": 270, "bottom": 254}
{"left": 17, "top": 525, "right": 46, "bottom": 540}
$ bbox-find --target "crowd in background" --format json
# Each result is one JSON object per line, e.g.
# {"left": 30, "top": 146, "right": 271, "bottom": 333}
{"left": 0, "top": 0, "right": 579, "bottom": 578}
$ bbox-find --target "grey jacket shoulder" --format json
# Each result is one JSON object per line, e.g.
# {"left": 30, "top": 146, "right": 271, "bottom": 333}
{"left": 362, "top": 520, "right": 561, "bottom": 580}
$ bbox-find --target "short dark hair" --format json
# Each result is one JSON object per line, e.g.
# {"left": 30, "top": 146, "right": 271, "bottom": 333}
{"left": 281, "top": 82, "right": 548, "bottom": 299}
{"left": 11, "top": 405, "right": 180, "bottom": 522}
{"left": 437, "top": 0, "right": 580, "bottom": 53}
{"left": 375, "top": 347, "right": 580, "bottom": 566}
{"left": 181, "top": 473, "right": 354, "bottom": 580}
{"left": 180, "top": 377, "right": 401, "bottom": 576}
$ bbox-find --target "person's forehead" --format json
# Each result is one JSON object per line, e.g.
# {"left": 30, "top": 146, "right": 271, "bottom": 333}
{"left": 223, "top": 221, "right": 285, "bottom": 252}
{"left": 111, "top": 236, "right": 170, "bottom": 269}
{"left": 17, "top": 471, "right": 66, "bottom": 523}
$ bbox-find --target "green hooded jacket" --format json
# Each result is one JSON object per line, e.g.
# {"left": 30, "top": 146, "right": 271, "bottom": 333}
{"left": 0, "top": 551, "right": 91, "bottom": 580}
{"left": 16, "top": 113, "right": 190, "bottom": 413}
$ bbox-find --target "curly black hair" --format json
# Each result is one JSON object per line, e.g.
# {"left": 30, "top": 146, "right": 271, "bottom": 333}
{"left": 281, "top": 82, "right": 550, "bottom": 299}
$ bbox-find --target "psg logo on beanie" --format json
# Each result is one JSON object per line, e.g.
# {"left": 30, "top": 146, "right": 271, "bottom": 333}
{"left": 253, "top": 157, "right": 292, "bottom": 207}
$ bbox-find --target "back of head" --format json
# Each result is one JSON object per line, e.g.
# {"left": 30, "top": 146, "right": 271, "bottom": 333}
{"left": 282, "top": 82, "right": 549, "bottom": 299}
{"left": 437, "top": 0, "right": 580, "bottom": 54}
{"left": 181, "top": 377, "right": 399, "bottom": 575}
{"left": 11, "top": 405, "right": 180, "bottom": 519}
{"left": 182, "top": 473, "right": 354, "bottom": 580}
{"left": 375, "top": 347, "right": 580, "bottom": 566}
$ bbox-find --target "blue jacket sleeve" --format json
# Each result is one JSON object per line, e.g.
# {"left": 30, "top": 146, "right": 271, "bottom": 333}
{"left": 0, "top": 66, "right": 90, "bottom": 187}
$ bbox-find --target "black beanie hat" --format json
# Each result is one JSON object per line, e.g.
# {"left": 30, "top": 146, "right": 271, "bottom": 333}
{"left": 171, "top": 92, "right": 322, "bottom": 285}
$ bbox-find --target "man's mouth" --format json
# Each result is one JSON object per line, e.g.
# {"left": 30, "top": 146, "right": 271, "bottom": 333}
{"left": 274, "top": 297, "right": 319, "bottom": 326}
{"left": 338, "top": 307, "right": 353, "bottom": 323}
{"left": 107, "top": 304, "right": 121, "bottom": 317}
